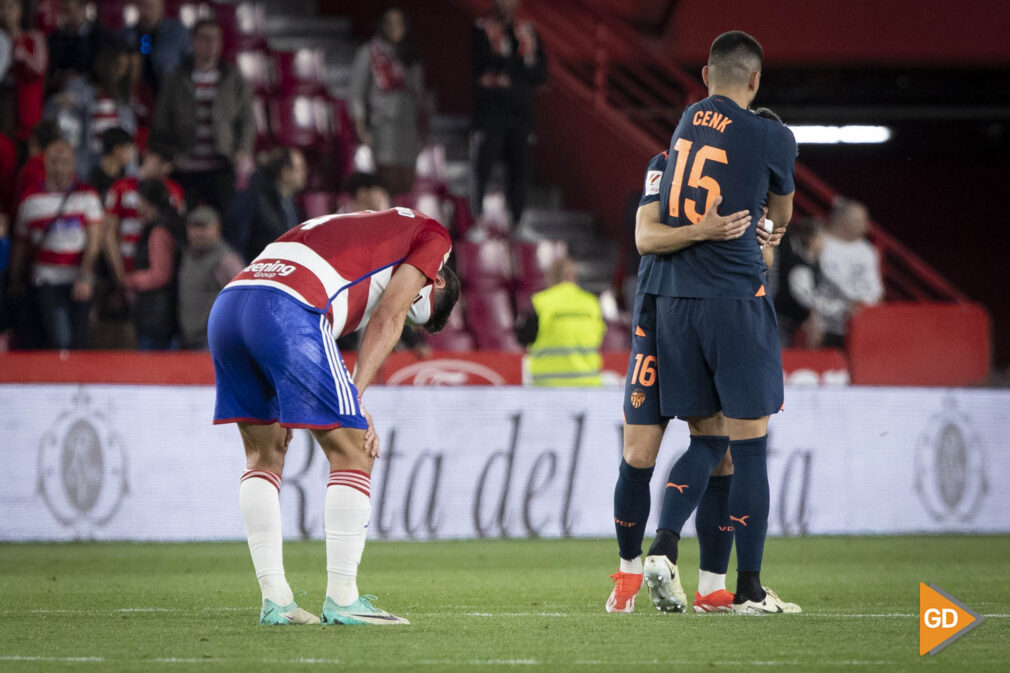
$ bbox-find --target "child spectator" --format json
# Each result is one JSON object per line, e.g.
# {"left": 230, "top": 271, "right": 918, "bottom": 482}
{"left": 14, "top": 119, "right": 61, "bottom": 202}
{"left": 88, "top": 126, "right": 135, "bottom": 200}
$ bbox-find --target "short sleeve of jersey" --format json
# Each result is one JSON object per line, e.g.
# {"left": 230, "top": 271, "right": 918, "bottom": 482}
{"left": 639, "top": 152, "right": 667, "bottom": 207}
{"left": 403, "top": 219, "right": 453, "bottom": 281}
{"left": 767, "top": 123, "right": 798, "bottom": 196}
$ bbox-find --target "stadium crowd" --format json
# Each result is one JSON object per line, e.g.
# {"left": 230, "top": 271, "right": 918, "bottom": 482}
{"left": 0, "top": 0, "right": 880, "bottom": 355}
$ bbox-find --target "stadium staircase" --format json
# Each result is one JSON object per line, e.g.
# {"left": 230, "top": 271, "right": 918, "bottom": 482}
{"left": 450, "top": 0, "right": 968, "bottom": 303}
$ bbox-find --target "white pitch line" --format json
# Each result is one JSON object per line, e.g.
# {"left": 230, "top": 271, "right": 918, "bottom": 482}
{"left": 0, "top": 656, "right": 105, "bottom": 662}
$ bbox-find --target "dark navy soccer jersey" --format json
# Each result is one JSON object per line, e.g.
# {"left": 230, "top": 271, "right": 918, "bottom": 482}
{"left": 641, "top": 95, "right": 797, "bottom": 299}
{"left": 634, "top": 151, "right": 668, "bottom": 297}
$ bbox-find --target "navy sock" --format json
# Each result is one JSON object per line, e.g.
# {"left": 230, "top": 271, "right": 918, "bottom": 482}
{"left": 614, "top": 459, "right": 654, "bottom": 560}
{"left": 655, "top": 435, "right": 727, "bottom": 536}
{"left": 729, "top": 436, "right": 770, "bottom": 588}
{"left": 696, "top": 474, "right": 733, "bottom": 574}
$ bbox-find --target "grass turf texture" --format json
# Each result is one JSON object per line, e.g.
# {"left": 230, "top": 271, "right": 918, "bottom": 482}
{"left": 1, "top": 536, "right": 1007, "bottom": 672}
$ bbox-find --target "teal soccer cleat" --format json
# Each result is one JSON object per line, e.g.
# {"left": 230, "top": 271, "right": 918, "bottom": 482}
{"left": 259, "top": 598, "right": 321, "bottom": 626}
{"left": 321, "top": 595, "right": 410, "bottom": 626}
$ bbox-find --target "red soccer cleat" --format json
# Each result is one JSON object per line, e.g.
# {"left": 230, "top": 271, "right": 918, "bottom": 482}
{"left": 693, "top": 589, "right": 735, "bottom": 613}
{"left": 606, "top": 571, "right": 643, "bottom": 613}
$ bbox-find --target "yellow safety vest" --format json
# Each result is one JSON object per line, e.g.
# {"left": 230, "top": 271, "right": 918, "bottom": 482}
{"left": 528, "top": 282, "right": 605, "bottom": 387}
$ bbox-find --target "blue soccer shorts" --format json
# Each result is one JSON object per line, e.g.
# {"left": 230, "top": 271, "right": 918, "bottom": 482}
{"left": 208, "top": 287, "right": 368, "bottom": 430}
{"left": 653, "top": 294, "right": 784, "bottom": 420}
{"left": 623, "top": 290, "right": 664, "bottom": 425}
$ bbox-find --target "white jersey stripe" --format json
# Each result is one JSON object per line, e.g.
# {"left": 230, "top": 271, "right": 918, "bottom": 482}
{"left": 331, "top": 321, "right": 358, "bottom": 414}
{"left": 254, "top": 241, "right": 350, "bottom": 299}
{"left": 324, "top": 315, "right": 355, "bottom": 415}
{"left": 225, "top": 279, "right": 310, "bottom": 305}
{"left": 319, "top": 314, "right": 351, "bottom": 414}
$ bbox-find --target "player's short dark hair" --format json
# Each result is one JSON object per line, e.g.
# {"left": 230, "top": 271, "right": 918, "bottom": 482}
{"left": 345, "top": 172, "right": 382, "bottom": 194}
{"left": 424, "top": 266, "right": 460, "bottom": 334}
{"left": 752, "top": 107, "right": 782, "bottom": 123}
{"left": 708, "top": 31, "right": 763, "bottom": 85}
{"left": 100, "top": 127, "right": 134, "bottom": 156}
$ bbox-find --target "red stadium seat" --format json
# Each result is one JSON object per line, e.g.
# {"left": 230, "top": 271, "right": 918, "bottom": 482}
{"left": 454, "top": 240, "right": 512, "bottom": 289}
{"left": 275, "top": 49, "right": 327, "bottom": 96}
{"left": 210, "top": 2, "right": 266, "bottom": 55}
{"left": 423, "top": 303, "right": 475, "bottom": 352}
{"left": 250, "top": 95, "right": 272, "bottom": 150}
{"left": 236, "top": 49, "right": 275, "bottom": 94}
{"left": 269, "top": 95, "right": 326, "bottom": 148}
{"left": 465, "top": 289, "right": 522, "bottom": 352}
{"left": 414, "top": 144, "right": 447, "bottom": 191}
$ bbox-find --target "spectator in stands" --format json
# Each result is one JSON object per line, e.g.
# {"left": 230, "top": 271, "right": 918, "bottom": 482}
{"left": 0, "top": 131, "right": 14, "bottom": 216}
{"left": 120, "top": 0, "right": 190, "bottom": 96}
{"left": 9, "top": 139, "right": 102, "bottom": 349}
{"left": 0, "top": 0, "right": 47, "bottom": 144}
{"left": 349, "top": 7, "right": 425, "bottom": 196}
{"left": 103, "top": 139, "right": 184, "bottom": 293}
{"left": 87, "top": 126, "right": 134, "bottom": 199}
{"left": 177, "top": 206, "right": 243, "bottom": 350}
{"left": 45, "top": 41, "right": 137, "bottom": 178}
{"left": 46, "top": 0, "right": 109, "bottom": 94}
{"left": 470, "top": 0, "right": 546, "bottom": 228}
{"left": 225, "top": 147, "right": 306, "bottom": 262}
{"left": 153, "top": 18, "right": 254, "bottom": 214}
{"left": 14, "top": 118, "right": 60, "bottom": 203}
{"left": 516, "top": 257, "right": 605, "bottom": 386}
{"left": 819, "top": 197, "right": 885, "bottom": 347}
{"left": 124, "top": 178, "right": 179, "bottom": 350}
{"left": 774, "top": 218, "right": 850, "bottom": 349}
{"left": 339, "top": 171, "right": 391, "bottom": 213}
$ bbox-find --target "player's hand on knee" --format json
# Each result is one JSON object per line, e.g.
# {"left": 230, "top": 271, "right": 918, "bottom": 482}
{"left": 698, "top": 196, "right": 751, "bottom": 241}
{"left": 362, "top": 406, "right": 380, "bottom": 458}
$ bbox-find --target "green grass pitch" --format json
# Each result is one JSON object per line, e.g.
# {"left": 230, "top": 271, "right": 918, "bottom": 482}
{"left": 1, "top": 536, "right": 1007, "bottom": 672}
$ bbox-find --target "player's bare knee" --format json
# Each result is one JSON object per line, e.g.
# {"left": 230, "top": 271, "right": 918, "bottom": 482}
{"left": 712, "top": 449, "right": 734, "bottom": 476}
{"left": 313, "top": 428, "right": 374, "bottom": 473}
{"left": 622, "top": 423, "right": 664, "bottom": 468}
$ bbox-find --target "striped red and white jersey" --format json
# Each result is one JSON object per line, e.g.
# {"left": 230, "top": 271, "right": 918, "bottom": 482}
{"left": 225, "top": 208, "right": 452, "bottom": 337}
{"left": 176, "top": 69, "right": 225, "bottom": 172}
{"left": 105, "top": 176, "right": 186, "bottom": 271}
{"left": 14, "top": 182, "right": 103, "bottom": 285}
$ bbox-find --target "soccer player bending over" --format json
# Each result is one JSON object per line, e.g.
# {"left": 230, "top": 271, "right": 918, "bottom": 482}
{"left": 608, "top": 31, "right": 800, "bottom": 615}
{"left": 208, "top": 207, "right": 460, "bottom": 625}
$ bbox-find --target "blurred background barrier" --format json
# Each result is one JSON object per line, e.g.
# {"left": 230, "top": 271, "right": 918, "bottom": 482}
{"left": 2, "top": 384, "right": 1007, "bottom": 541}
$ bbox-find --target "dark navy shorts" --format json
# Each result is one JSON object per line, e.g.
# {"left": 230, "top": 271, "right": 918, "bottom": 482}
{"left": 624, "top": 292, "right": 784, "bottom": 422}
{"left": 623, "top": 291, "right": 664, "bottom": 425}
{"left": 208, "top": 287, "right": 368, "bottom": 430}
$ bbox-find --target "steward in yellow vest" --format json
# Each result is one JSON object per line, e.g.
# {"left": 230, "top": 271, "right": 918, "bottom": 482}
{"left": 519, "top": 258, "right": 605, "bottom": 386}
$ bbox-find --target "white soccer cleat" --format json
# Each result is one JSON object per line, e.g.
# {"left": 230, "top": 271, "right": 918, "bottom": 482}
{"left": 643, "top": 555, "right": 687, "bottom": 613}
{"left": 731, "top": 586, "right": 802, "bottom": 614}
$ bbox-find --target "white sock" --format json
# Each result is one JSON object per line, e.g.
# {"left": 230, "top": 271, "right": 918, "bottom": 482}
{"left": 325, "top": 470, "right": 372, "bottom": 606}
{"left": 619, "top": 556, "right": 643, "bottom": 574}
{"left": 239, "top": 470, "right": 294, "bottom": 606}
{"left": 697, "top": 569, "right": 727, "bottom": 596}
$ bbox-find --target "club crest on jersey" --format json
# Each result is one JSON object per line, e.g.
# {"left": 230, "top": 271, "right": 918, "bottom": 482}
{"left": 246, "top": 260, "right": 297, "bottom": 278}
{"left": 630, "top": 389, "right": 646, "bottom": 409}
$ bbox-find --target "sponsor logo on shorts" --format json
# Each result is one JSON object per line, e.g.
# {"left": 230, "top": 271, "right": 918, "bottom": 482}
{"left": 245, "top": 260, "right": 298, "bottom": 278}
{"left": 630, "top": 388, "right": 646, "bottom": 408}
